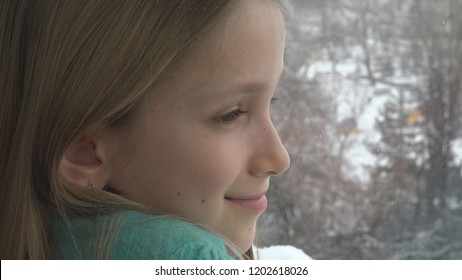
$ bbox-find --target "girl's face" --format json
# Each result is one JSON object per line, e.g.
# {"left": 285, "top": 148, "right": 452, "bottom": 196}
{"left": 108, "top": 0, "right": 289, "bottom": 253}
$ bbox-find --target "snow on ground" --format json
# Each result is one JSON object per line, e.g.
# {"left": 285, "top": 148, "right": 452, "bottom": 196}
{"left": 303, "top": 49, "right": 462, "bottom": 187}
{"left": 452, "top": 138, "right": 462, "bottom": 167}
{"left": 307, "top": 59, "right": 386, "bottom": 183}
{"left": 255, "top": 245, "right": 312, "bottom": 260}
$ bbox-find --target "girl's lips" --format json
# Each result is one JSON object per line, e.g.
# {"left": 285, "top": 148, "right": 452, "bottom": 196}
{"left": 225, "top": 195, "right": 267, "bottom": 211}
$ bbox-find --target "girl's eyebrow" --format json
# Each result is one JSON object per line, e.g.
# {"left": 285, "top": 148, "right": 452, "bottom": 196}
{"left": 226, "top": 67, "right": 285, "bottom": 95}
{"left": 183, "top": 68, "right": 285, "bottom": 103}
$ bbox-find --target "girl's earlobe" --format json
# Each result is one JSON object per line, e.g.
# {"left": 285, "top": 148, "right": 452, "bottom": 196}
{"left": 59, "top": 132, "right": 111, "bottom": 191}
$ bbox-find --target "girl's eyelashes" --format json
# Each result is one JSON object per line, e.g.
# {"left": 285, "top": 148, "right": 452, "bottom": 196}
{"left": 214, "top": 98, "right": 278, "bottom": 126}
{"left": 215, "top": 109, "right": 248, "bottom": 126}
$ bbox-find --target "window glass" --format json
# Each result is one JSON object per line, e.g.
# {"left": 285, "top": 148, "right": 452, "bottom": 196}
{"left": 260, "top": 0, "right": 462, "bottom": 259}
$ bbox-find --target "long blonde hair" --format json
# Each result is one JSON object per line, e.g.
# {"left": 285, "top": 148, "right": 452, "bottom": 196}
{"left": 0, "top": 0, "right": 242, "bottom": 259}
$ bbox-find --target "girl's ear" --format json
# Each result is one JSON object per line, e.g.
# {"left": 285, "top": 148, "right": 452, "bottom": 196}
{"left": 59, "top": 128, "right": 111, "bottom": 190}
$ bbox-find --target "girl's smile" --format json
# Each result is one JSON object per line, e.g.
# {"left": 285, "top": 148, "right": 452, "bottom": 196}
{"left": 225, "top": 194, "right": 268, "bottom": 212}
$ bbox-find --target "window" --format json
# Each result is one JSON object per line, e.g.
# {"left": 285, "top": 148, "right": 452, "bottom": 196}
{"left": 261, "top": 0, "right": 462, "bottom": 259}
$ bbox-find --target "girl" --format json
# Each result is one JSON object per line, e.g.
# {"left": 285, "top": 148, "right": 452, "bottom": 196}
{"left": 0, "top": 0, "right": 289, "bottom": 259}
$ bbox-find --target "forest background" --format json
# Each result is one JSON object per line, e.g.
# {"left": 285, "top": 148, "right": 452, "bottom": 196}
{"left": 259, "top": 0, "right": 462, "bottom": 259}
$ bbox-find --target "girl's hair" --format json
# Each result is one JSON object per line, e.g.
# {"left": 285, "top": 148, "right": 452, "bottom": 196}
{"left": 0, "top": 0, "right": 241, "bottom": 259}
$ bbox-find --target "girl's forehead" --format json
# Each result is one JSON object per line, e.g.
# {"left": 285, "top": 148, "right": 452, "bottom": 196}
{"left": 163, "top": 1, "right": 285, "bottom": 100}
{"left": 210, "top": 1, "right": 285, "bottom": 47}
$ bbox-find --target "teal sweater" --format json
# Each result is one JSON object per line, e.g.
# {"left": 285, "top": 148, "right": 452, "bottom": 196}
{"left": 53, "top": 210, "right": 234, "bottom": 260}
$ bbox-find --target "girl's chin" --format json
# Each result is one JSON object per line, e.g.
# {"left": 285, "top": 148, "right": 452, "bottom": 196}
{"left": 231, "top": 226, "right": 257, "bottom": 255}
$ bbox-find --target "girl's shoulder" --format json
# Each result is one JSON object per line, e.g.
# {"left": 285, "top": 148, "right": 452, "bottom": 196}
{"left": 53, "top": 210, "right": 234, "bottom": 260}
{"left": 114, "top": 210, "right": 234, "bottom": 259}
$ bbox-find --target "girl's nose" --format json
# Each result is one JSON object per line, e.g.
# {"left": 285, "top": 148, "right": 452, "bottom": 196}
{"left": 249, "top": 117, "right": 290, "bottom": 177}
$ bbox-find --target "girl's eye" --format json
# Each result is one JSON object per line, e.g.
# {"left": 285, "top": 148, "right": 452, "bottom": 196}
{"left": 216, "top": 109, "right": 247, "bottom": 126}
